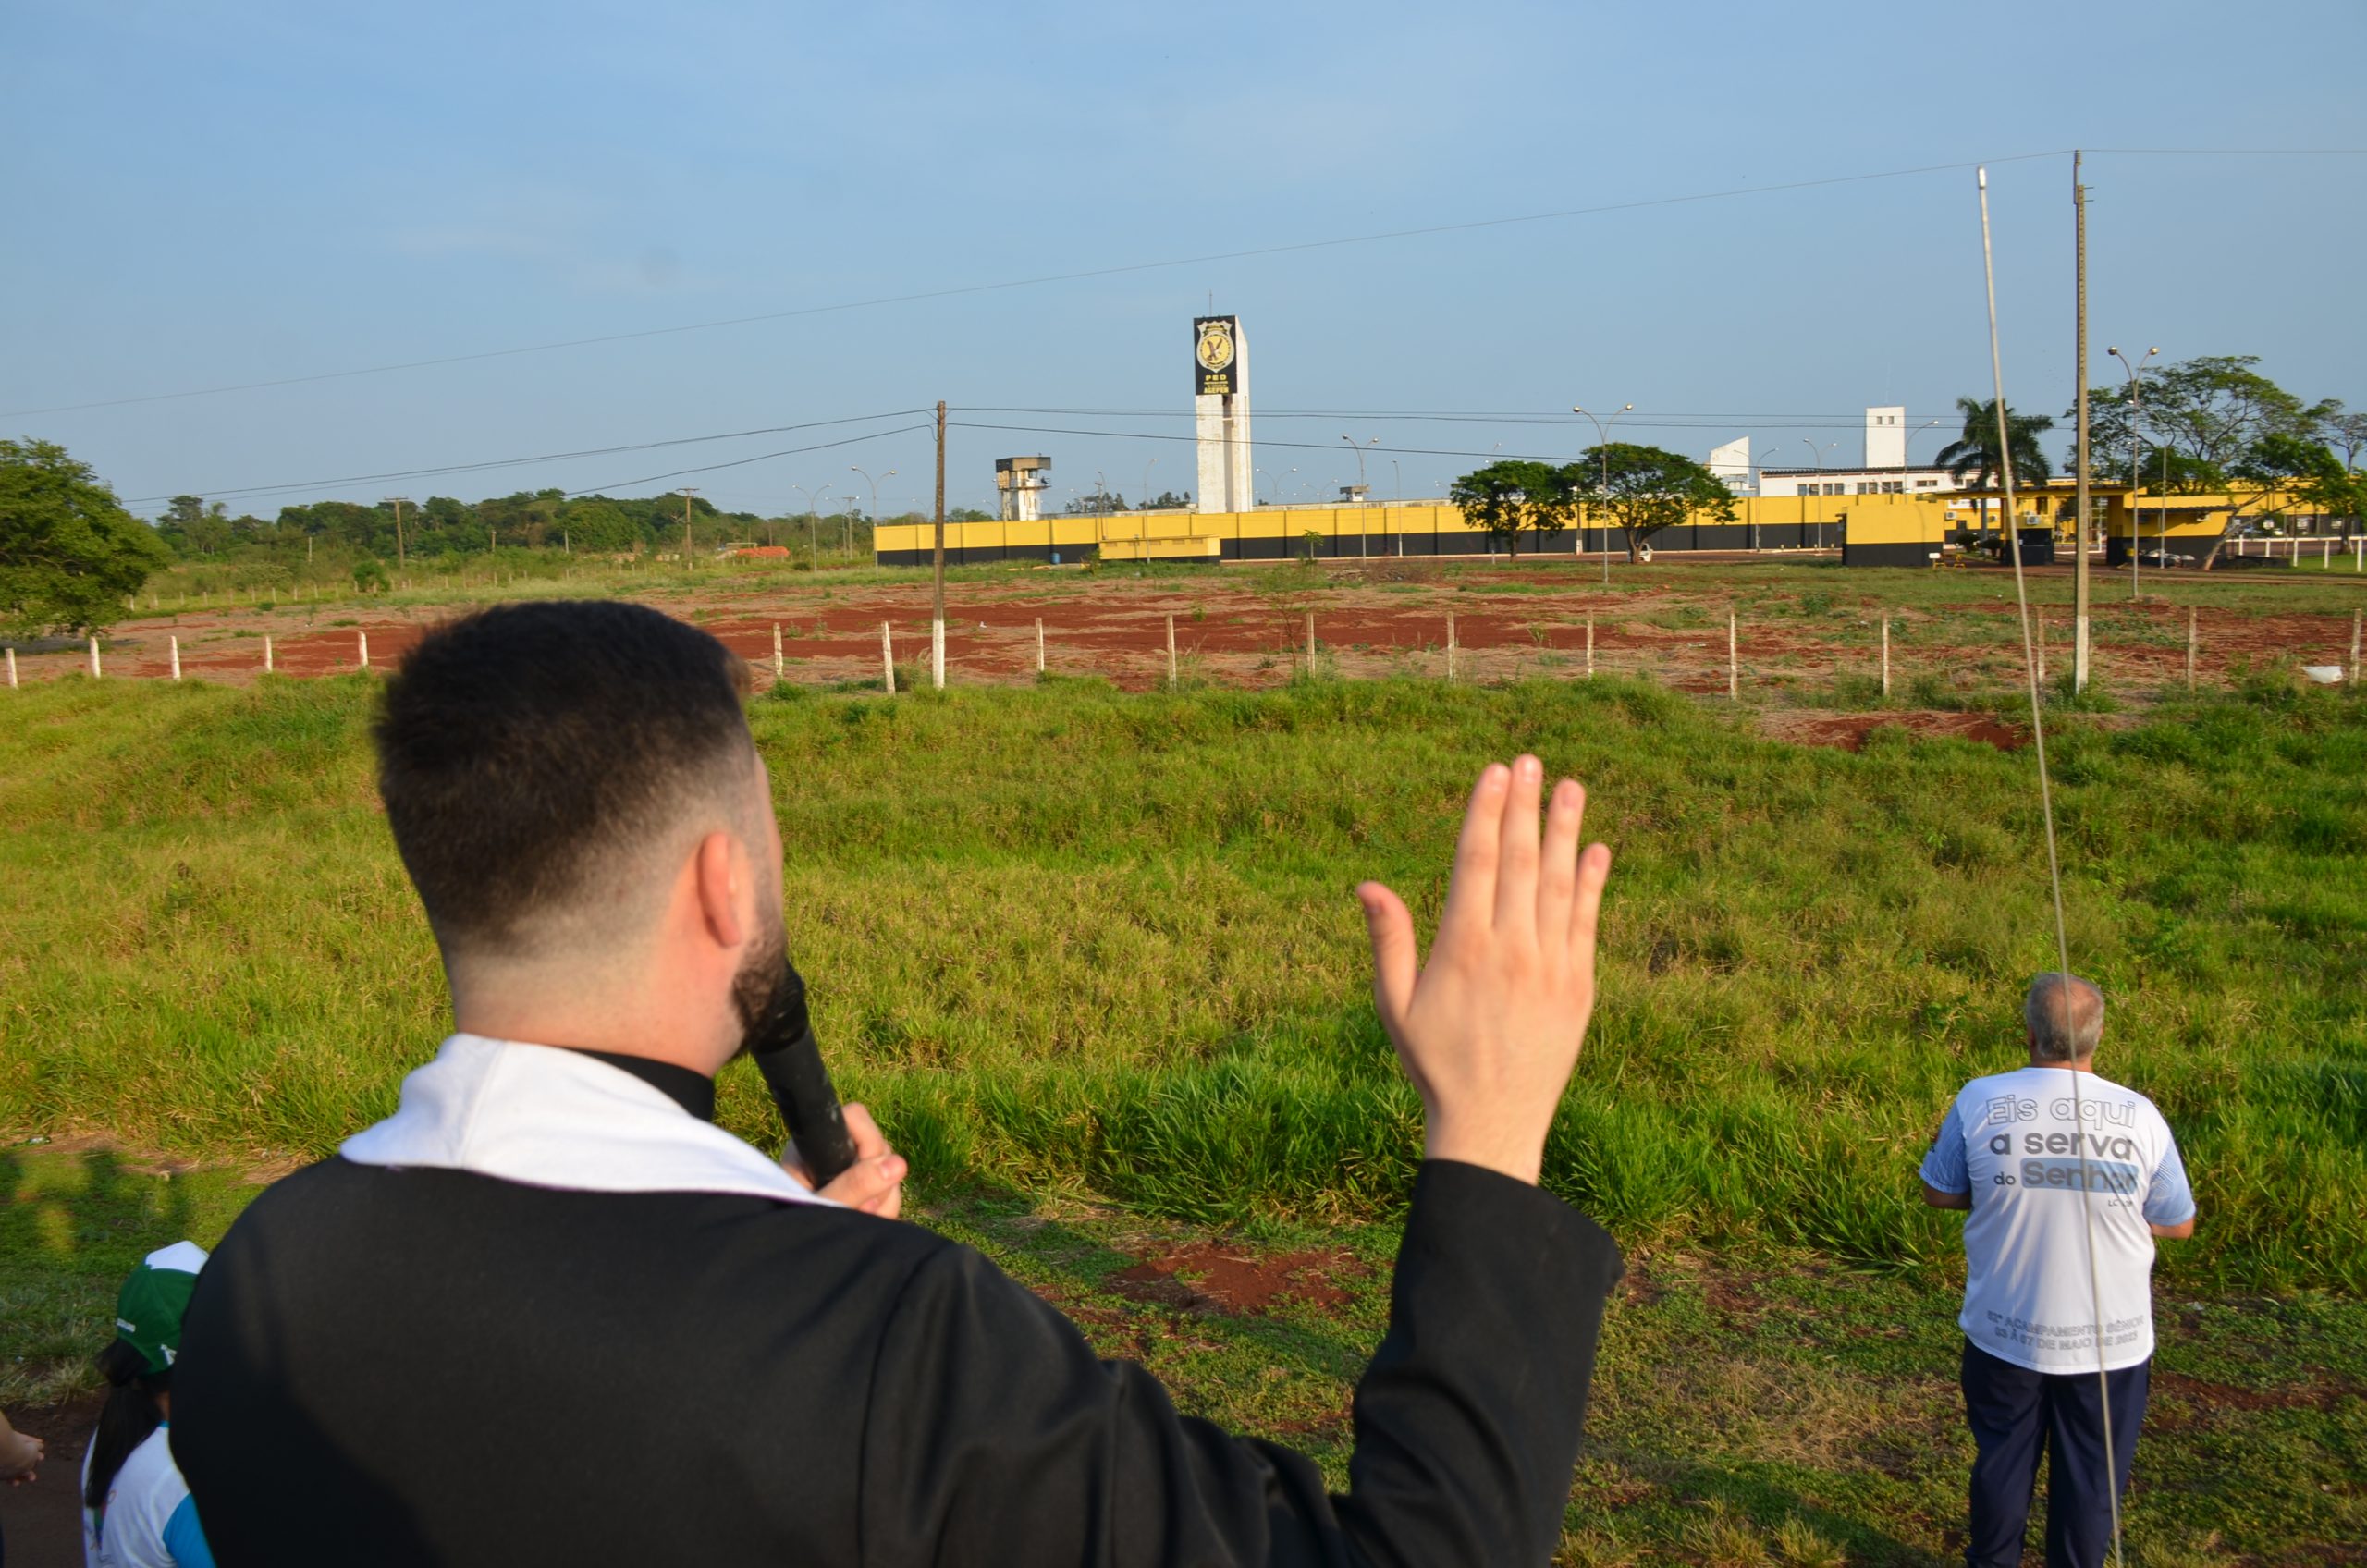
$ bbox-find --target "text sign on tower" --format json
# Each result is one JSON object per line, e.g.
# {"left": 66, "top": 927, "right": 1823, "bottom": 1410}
{"left": 1194, "top": 316, "right": 1239, "bottom": 397}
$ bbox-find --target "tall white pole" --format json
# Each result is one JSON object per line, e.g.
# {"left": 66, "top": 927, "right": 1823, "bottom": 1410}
{"left": 170, "top": 635, "right": 181, "bottom": 680}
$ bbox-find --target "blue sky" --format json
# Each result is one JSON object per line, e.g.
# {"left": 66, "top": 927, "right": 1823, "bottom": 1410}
{"left": 5, "top": 0, "right": 2361, "bottom": 518}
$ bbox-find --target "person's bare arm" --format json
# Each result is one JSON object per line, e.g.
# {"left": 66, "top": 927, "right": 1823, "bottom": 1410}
{"left": 0, "top": 1410, "right": 42, "bottom": 1484}
{"left": 2151, "top": 1215, "right": 2195, "bottom": 1239}
{"left": 1921, "top": 1183, "right": 1971, "bottom": 1211}
{"left": 1356, "top": 755, "right": 1612, "bottom": 1184}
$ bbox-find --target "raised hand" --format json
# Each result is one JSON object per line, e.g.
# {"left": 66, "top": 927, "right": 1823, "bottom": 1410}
{"left": 1355, "top": 756, "right": 1612, "bottom": 1185}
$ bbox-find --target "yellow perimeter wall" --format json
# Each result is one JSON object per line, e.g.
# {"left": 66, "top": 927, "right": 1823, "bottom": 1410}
{"left": 875, "top": 487, "right": 2310, "bottom": 569}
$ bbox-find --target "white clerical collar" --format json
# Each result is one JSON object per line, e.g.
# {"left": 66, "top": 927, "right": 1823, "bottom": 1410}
{"left": 341, "top": 1034, "right": 831, "bottom": 1207}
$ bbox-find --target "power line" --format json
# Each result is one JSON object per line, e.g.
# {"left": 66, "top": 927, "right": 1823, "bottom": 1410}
{"left": 123, "top": 410, "right": 929, "bottom": 506}
{"left": 560, "top": 423, "right": 930, "bottom": 499}
{"left": 6, "top": 149, "right": 2084, "bottom": 421}
{"left": 951, "top": 420, "right": 1583, "bottom": 465}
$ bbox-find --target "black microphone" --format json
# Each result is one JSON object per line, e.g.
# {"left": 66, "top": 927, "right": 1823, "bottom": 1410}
{"left": 749, "top": 965, "right": 859, "bottom": 1189}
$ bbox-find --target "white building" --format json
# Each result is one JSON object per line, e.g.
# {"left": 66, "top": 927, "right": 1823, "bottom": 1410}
{"left": 1753, "top": 406, "right": 1962, "bottom": 497}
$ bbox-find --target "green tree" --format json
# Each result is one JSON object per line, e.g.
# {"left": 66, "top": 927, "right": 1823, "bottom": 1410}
{"left": 1934, "top": 397, "right": 2054, "bottom": 500}
{"left": 558, "top": 499, "right": 636, "bottom": 552}
{"left": 2239, "top": 435, "right": 2366, "bottom": 530}
{"left": 1448, "top": 459, "right": 1566, "bottom": 557}
{"left": 0, "top": 439, "right": 172, "bottom": 637}
{"left": 2079, "top": 356, "right": 2334, "bottom": 494}
{"left": 1564, "top": 445, "right": 1735, "bottom": 563}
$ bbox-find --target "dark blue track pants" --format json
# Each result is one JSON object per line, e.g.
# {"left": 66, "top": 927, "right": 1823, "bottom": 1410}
{"left": 1960, "top": 1341, "right": 2149, "bottom": 1568}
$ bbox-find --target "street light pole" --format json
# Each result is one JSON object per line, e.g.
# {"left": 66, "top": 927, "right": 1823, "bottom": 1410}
{"left": 1575, "top": 403, "right": 1632, "bottom": 582}
{"left": 1755, "top": 450, "right": 1787, "bottom": 552}
{"left": 850, "top": 467, "right": 895, "bottom": 563}
{"left": 1342, "top": 435, "right": 1378, "bottom": 557}
{"left": 794, "top": 485, "right": 832, "bottom": 567}
{"left": 1800, "top": 439, "right": 1835, "bottom": 548}
{"left": 2110, "top": 346, "right": 2160, "bottom": 602}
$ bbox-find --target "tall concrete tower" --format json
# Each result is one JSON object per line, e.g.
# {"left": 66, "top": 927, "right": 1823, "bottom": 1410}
{"left": 1193, "top": 315, "right": 1252, "bottom": 513}
{"left": 1865, "top": 405, "right": 1907, "bottom": 469}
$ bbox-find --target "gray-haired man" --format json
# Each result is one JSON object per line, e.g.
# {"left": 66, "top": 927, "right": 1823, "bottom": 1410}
{"left": 1919, "top": 974, "right": 2196, "bottom": 1568}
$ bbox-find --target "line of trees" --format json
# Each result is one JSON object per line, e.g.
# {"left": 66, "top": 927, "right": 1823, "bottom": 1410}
{"left": 1448, "top": 446, "right": 1735, "bottom": 562}
{"left": 2071, "top": 354, "right": 2364, "bottom": 525}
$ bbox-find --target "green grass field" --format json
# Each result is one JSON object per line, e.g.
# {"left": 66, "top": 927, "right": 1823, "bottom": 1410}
{"left": 4, "top": 652, "right": 2361, "bottom": 1562}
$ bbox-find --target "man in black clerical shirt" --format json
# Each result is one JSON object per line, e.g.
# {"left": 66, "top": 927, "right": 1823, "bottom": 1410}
{"left": 173, "top": 600, "right": 1625, "bottom": 1567}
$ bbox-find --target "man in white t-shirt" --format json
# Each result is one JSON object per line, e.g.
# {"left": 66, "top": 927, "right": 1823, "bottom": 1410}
{"left": 1919, "top": 974, "right": 2196, "bottom": 1568}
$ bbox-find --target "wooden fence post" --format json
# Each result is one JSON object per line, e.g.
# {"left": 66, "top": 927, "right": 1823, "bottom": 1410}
{"left": 881, "top": 622, "right": 896, "bottom": 694}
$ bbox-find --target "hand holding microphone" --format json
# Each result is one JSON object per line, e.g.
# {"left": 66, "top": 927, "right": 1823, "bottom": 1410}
{"left": 749, "top": 963, "right": 905, "bottom": 1216}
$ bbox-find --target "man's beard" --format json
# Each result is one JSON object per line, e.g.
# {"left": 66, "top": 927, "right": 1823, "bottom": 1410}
{"left": 729, "top": 901, "right": 794, "bottom": 1061}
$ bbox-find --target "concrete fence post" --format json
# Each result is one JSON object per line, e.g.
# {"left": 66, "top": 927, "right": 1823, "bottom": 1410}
{"left": 1445, "top": 613, "right": 1456, "bottom": 682}
{"left": 359, "top": 631, "right": 370, "bottom": 671}
{"left": 89, "top": 637, "right": 101, "bottom": 680}
{"left": 1585, "top": 617, "right": 1594, "bottom": 680}
{"left": 6, "top": 647, "right": 15, "bottom": 689}
{"left": 1305, "top": 613, "right": 1316, "bottom": 676}
{"left": 1881, "top": 616, "right": 1891, "bottom": 699}
{"left": 881, "top": 622, "right": 896, "bottom": 694}
{"left": 1035, "top": 618, "right": 1045, "bottom": 676}
{"left": 772, "top": 623, "right": 784, "bottom": 680}
{"left": 170, "top": 635, "right": 181, "bottom": 680}
{"left": 2186, "top": 608, "right": 2197, "bottom": 693}
{"left": 1727, "top": 612, "right": 1738, "bottom": 700}
{"left": 264, "top": 635, "right": 275, "bottom": 675}
{"left": 1166, "top": 614, "right": 1178, "bottom": 690}
{"left": 2353, "top": 610, "right": 2361, "bottom": 690}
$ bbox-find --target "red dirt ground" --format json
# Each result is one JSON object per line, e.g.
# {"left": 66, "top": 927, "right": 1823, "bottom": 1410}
{"left": 10, "top": 559, "right": 2358, "bottom": 709}
{"left": 1107, "top": 1242, "right": 1369, "bottom": 1317}
{"left": 1756, "top": 711, "right": 2029, "bottom": 752}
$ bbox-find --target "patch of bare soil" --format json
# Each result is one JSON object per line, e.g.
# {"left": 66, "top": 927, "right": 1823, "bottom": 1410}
{"left": 1756, "top": 709, "right": 2028, "bottom": 753}
{"left": 1106, "top": 1243, "right": 1370, "bottom": 1317}
{"left": 2148, "top": 1368, "right": 2361, "bottom": 1425}
{"left": 5, "top": 1392, "right": 104, "bottom": 1568}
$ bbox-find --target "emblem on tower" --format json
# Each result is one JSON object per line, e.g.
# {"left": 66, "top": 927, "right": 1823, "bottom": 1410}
{"left": 1194, "top": 316, "right": 1239, "bottom": 396}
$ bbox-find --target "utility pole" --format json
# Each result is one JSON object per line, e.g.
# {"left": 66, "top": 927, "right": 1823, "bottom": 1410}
{"left": 384, "top": 496, "right": 410, "bottom": 567}
{"left": 679, "top": 488, "right": 700, "bottom": 564}
{"left": 932, "top": 400, "right": 947, "bottom": 691}
{"left": 2072, "top": 151, "right": 2091, "bottom": 693}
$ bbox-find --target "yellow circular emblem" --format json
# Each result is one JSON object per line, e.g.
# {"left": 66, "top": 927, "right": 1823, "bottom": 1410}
{"left": 1196, "top": 323, "right": 1234, "bottom": 374}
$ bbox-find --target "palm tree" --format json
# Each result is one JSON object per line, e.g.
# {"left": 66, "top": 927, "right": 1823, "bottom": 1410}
{"left": 1934, "top": 396, "right": 2054, "bottom": 494}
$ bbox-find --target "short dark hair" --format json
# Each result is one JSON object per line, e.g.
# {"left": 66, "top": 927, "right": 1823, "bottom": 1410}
{"left": 375, "top": 601, "right": 754, "bottom": 955}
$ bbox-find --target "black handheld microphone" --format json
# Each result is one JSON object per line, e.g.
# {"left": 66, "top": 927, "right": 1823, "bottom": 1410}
{"left": 749, "top": 965, "right": 860, "bottom": 1189}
